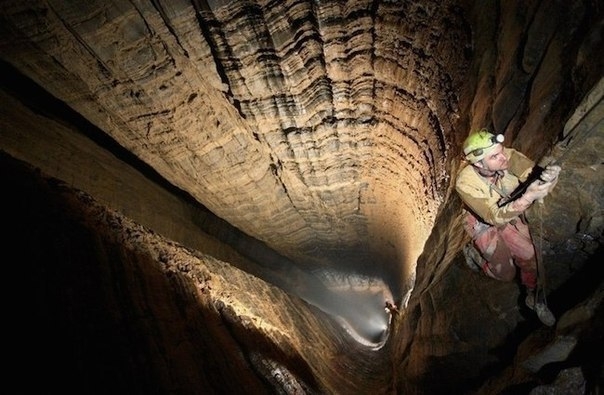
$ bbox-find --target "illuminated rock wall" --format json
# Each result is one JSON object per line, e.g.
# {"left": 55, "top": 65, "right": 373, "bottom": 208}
{"left": 0, "top": 0, "right": 470, "bottom": 281}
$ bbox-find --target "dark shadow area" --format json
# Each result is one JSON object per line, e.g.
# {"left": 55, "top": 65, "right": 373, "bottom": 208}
{"left": 3, "top": 154, "right": 327, "bottom": 394}
{"left": 546, "top": 243, "right": 603, "bottom": 315}
{"left": 461, "top": 243, "right": 604, "bottom": 394}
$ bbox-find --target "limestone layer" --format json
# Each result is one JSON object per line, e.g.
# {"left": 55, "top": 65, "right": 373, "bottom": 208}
{"left": 0, "top": 0, "right": 470, "bottom": 275}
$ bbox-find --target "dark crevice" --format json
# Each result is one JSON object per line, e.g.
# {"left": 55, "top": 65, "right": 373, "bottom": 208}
{"left": 190, "top": 0, "right": 245, "bottom": 118}
{"left": 150, "top": 0, "right": 191, "bottom": 58}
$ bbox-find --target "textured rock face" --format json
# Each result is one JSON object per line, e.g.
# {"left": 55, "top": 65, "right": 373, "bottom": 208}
{"left": 0, "top": 0, "right": 469, "bottom": 279}
{"left": 0, "top": 0, "right": 602, "bottom": 393}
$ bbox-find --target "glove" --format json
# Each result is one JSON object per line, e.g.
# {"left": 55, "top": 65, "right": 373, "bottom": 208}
{"left": 540, "top": 165, "right": 561, "bottom": 183}
{"left": 523, "top": 179, "right": 552, "bottom": 203}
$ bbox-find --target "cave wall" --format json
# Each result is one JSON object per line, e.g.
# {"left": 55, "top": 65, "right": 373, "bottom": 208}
{"left": 6, "top": 153, "right": 394, "bottom": 394}
{"left": 392, "top": 1, "right": 603, "bottom": 393}
{"left": 0, "top": 0, "right": 472, "bottom": 282}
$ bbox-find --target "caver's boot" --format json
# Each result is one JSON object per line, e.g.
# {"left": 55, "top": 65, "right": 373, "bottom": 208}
{"left": 525, "top": 288, "right": 556, "bottom": 327}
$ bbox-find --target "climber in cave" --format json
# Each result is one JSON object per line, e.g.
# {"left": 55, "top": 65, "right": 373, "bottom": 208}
{"left": 455, "top": 128, "right": 561, "bottom": 327}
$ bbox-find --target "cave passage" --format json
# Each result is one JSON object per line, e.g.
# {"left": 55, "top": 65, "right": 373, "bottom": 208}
{"left": 203, "top": 234, "right": 396, "bottom": 348}
{"left": 0, "top": 59, "right": 395, "bottom": 348}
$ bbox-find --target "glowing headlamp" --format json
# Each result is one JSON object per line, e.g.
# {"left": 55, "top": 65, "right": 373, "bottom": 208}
{"left": 468, "top": 133, "right": 504, "bottom": 157}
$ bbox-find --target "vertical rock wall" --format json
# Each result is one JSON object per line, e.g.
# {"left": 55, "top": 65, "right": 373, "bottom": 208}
{"left": 0, "top": 0, "right": 471, "bottom": 283}
{"left": 393, "top": 1, "right": 603, "bottom": 393}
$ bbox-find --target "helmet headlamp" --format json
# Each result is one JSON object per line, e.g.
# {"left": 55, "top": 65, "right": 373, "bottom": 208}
{"left": 468, "top": 133, "right": 504, "bottom": 157}
{"left": 463, "top": 129, "right": 505, "bottom": 163}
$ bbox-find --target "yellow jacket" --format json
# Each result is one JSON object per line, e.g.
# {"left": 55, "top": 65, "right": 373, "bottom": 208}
{"left": 455, "top": 147, "right": 535, "bottom": 227}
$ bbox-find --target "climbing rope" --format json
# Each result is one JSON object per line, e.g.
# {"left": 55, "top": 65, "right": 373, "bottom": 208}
{"left": 531, "top": 202, "right": 548, "bottom": 306}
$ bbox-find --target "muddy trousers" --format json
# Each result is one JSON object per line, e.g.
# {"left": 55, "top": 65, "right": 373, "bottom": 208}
{"left": 464, "top": 213, "right": 538, "bottom": 290}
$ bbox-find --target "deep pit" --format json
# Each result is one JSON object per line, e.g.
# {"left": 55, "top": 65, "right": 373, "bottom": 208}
{"left": 1, "top": 0, "right": 602, "bottom": 393}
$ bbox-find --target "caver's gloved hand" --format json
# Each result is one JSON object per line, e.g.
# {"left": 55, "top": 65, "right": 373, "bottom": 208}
{"left": 523, "top": 178, "right": 554, "bottom": 204}
{"left": 540, "top": 165, "right": 561, "bottom": 183}
{"left": 512, "top": 171, "right": 559, "bottom": 211}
